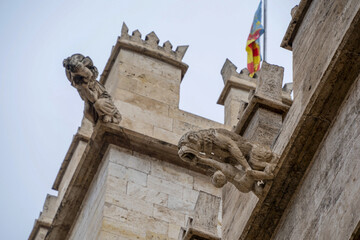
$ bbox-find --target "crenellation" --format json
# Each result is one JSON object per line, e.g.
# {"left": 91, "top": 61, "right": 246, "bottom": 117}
{"left": 163, "top": 40, "right": 173, "bottom": 52}
{"left": 145, "top": 31, "right": 160, "bottom": 47}
{"left": 118, "top": 22, "right": 189, "bottom": 64}
{"left": 130, "top": 29, "right": 142, "bottom": 42}
{"left": 120, "top": 22, "right": 129, "bottom": 40}
{"left": 175, "top": 46, "right": 189, "bottom": 61}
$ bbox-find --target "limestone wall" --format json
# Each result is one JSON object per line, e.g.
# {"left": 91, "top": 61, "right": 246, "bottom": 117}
{"left": 275, "top": 0, "right": 360, "bottom": 157}
{"left": 66, "top": 145, "right": 222, "bottom": 240}
{"left": 273, "top": 74, "right": 360, "bottom": 239}
{"left": 67, "top": 150, "right": 109, "bottom": 240}
{"left": 105, "top": 48, "right": 225, "bottom": 146}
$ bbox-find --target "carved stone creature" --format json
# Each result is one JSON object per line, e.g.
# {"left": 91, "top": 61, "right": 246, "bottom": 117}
{"left": 63, "top": 54, "right": 121, "bottom": 124}
{"left": 178, "top": 128, "right": 278, "bottom": 197}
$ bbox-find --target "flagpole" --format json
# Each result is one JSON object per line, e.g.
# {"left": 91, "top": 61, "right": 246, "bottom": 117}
{"left": 263, "top": 0, "right": 267, "bottom": 62}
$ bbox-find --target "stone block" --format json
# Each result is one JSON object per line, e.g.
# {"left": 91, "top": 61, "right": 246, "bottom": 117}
{"left": 192, "top": 172, "right": 222, "bottom": 197}
{"left": 107, "top": 146, "right": 151, "bottom": 174}
{"left": 127, "top": 181, "right": 168, "bottom": 206}
{"left": 116, "top": 75, "right": 179, "bottom": 107}
{"left": 97, "top": 230, "right": 119, "bottom": 240}
{"left": 117, "top": 62, "right": 180, "bottom": 92}
{"left": 114, "top": 88, "right": 170, "bottom": 117}
{"left": 108, "top": 162, "right": 148, "bottom": 186}
{"left": 167, "top": 195, "right": 196, "bottom": 214}
{"left": 221, "top": 183, "right": 258, "bottom": 240}
{"left": 104, "top": 204, "right": 169, "bottom": 235}
{"left": 102, "top": 217, "right": 147, "bottom": 240}
{"left": 118, "top": 49, "right": 182, "bottom": 81}
{"left": 172, "top": 119, "right": 202, "bottom": 136}
{"left": 114, "top": 100, "right": 173, "bottom": 131}
{"left": 168, "top": 223, "right": 182, "bottom": 239}
{"left": 106, "top": 175, "right": 127, "bottom": 198}
{"left": 182, "top": 188, "right": 200, "bottom": 203}
{"left": 147, "top": 175, "right": 183, "bottom": 198}
{"left": 243, "top": 108, "right": 283, "bottom": 146}
{"left": 153, "top": 204, "right": 186, "bottom": 226}
{"left": 150, "top": 158, "right": 193, "bottom": 188}
{"left": 153, "top": 127, "right": 181, "bottom": 145}
{"left": 256, "top": 62, "right": 283, "bottom": 101}
{"left": 120, "top": 116, "right": 154, "bottom": 137}
{"left": 169, "top": 108, "right": 225, "bottom": 130}
{"left": 105, "top": 190, "right": 154, "bottom": 216}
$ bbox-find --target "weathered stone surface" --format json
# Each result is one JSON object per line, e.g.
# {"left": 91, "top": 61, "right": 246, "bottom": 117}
{"left": 218, "top": 59, "right": 292, "bottom": 127}
{"left": 67, "top": 152, "right": 109, "bottom": 240}
{"left": 232, "top": 1, "right": 360, "bottom": 239}
{"left": 52, "top": 135, "right": 89, "bottom": 191}
{"left": 178, "top": 128, "right": 278, "bottom": 197}
{"left": 273, "top": 74, "right": 360, "bottom": 240}
{"left": 63, "top": 54, "right": 121, "bottom": 124}
{"left": 108, "top": 162, "right": 148, "bottom": 186}
{"left": 153, "top": 204, "right": 186, "bottom": 225}
{"left": 30, "top": 2, "right": 360, "bottom": 240}
{"left": 179, "top": 192, "right": 221, "bottom": 240}
{"left": 107, "top": 145, "right": 150, "bottom": 173}
{"left": 220, "top": 62, "right": 289, "bottom": 240}
{"left": 151, "top": 158, "right": 194, "bottom": 188}
{"left": 242, "top": 108, "right": 282, "bottom": 146}
{"left": 127, "top": 182, "right": 168, "bottom": 206}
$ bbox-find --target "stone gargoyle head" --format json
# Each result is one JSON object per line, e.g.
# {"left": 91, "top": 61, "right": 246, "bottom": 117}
{"left": 63, "top": 54, "right": 98, "bottom": 86}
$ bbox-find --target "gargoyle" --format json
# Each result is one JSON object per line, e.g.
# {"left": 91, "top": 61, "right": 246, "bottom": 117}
{"left": 63, "top": 54, "right": 121, "bottom": 124}
{"left": 178, "top": 128, "right": 278, "bottom": 197}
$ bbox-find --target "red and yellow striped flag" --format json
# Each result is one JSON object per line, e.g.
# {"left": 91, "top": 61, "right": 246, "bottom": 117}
{"left": 246, "top": 1, "right": 265, "bottom": 77}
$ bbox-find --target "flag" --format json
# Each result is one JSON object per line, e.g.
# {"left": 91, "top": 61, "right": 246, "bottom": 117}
{"left": 246, "top": 0, "right": 265, "bottom": 78}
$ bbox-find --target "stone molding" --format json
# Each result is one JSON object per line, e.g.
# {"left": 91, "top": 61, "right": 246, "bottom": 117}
{"left": 234, "top": 93, "right": 290, "bottom": 135}
{"left": 100, "top": 23, "right": 189, "bottom": 85}
{"left": 281, "top": 0, "right": 313, "bottom": 50}
{"left": 45, "top": 123, "right": 214, "bottom": 240}
{"left": 28, "top": 220, "right": 51, "bottom": 240}
{"left": 52, "top": 133, "right": 90, "bottom": 191}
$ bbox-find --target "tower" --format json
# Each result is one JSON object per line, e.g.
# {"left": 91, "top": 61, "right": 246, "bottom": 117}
{"left": 29, "top": 23, "right": 225, "bottom": 240}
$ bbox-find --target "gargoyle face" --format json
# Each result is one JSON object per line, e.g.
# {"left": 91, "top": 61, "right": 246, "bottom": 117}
{"left": 178, "top": 131, "right": 202, "bottom": 165}
{"left": 63, "top": 54, "right": 98, "bottom": 85}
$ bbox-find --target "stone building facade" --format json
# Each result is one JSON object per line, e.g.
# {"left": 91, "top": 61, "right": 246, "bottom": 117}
{"left": 29, "top": 0, "right": 360, "bottom": 239}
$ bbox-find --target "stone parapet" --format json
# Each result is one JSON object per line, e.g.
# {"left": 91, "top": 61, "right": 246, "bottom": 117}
{"left": 28, "top": 195, "right": 57, "bottom": 240}
{"left": 218, "top": 59, "right": 292, "bottom": 127}
{"left": 100, "top": 23, "right": 189, "bottom": 85}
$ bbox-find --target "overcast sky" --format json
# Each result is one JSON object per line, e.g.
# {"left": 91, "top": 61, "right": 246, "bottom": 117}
{"left": 0, "top": 0, "right": 299, "bottom": 239}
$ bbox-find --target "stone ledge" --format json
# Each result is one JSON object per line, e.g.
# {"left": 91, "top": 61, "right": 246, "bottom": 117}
{"left": 234, "top": 94, "right": 290, "bottom": 135}
{"left": 217, "top": 76, "right": 256, "bottom": 105}
{"left": 28, "top": 219, "right": 51, "bottom": 240}
{"left": 281, "top": 0, "right": 313, "bottom": 50}
{"left": 52, "top": 133, "right": 90, "bottom": 191}
{"left": 45, "top": 123, "right": 211, "bottom": 240}
{"left": 237, "top": 8, "right": 360, "bottom": 239}
{"left": 180, "top": 227, "right": 221, "bottom": 240}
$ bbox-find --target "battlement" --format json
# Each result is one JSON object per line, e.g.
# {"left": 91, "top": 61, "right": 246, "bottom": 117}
{"left": 220, "top": 58, "right": 258, "bottom": 84}
{"left": 100, "top": 23, "right": 189, "bottom": 84}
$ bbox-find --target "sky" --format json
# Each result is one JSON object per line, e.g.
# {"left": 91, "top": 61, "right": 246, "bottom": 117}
{"left": 0, "top": 0, "right": 299, "bottom": 239}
